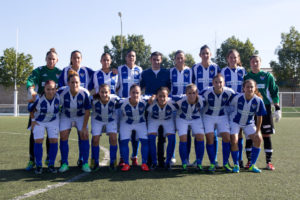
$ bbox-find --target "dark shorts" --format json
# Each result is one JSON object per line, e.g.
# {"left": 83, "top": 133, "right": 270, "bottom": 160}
{"left": 255, "top": 104, "right": 275, "bottom": 135}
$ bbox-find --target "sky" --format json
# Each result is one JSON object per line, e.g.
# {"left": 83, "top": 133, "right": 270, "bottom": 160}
{"left": 1, "top": 0, "right": 300, "bottom": 71}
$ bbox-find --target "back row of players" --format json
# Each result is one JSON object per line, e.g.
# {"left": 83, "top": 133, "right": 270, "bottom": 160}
{"left": 26, "top": 46, "right": 281, "bottom": 174}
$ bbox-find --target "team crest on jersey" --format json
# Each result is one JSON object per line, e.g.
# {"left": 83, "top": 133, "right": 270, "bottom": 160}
{"left": 98, "top": 76, "right": 103, "bottom": 80}
{"left": 78, "top": 100, "right": 83, "bottom": 105}
{"left": 251, "top": 104, "right": 257, "bottom": 109}
{"left": 42, "top": 73, "right": 48, "bottom": 77}
{"left": 55, "top": 103, "right": 59, "bottom": 109}
{"left": 184, "top": 73, "right": 189, "bottom": 78}
{"left": 134, "top": 70, "right": 139, "bottom": 76}
{"left": 238, "top": 102, "right": 244, "bottom": 106}
{"left": 222, "top": 97, "right": 228, "bottom": 102}
{"left": 172, "top": 73, "right": 177, "bottom": 77}
{"left": 238, "top": 71, "right": 243, "bottom": 77}
{"left": 260, "top": 76, "right": 265, "bottom": 80}
{"left": 210, "top": 70, "right": 215, "bottom": 75}
{"left": 80, "top": 73, "right": 85, "bottom": 78}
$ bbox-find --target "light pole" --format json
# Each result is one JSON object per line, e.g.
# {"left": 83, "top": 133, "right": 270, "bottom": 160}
{"left": 14, "top": 28, "right": 19, "bottom": 117}
{"left": 118, "top": 12, "right": 123, "bottom": 62}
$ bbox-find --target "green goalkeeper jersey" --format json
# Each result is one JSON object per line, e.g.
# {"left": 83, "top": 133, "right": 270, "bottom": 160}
{"left": 244, "top": 70, "right": 279, "bottom": 105}
{"left": 26, "top": 66, "right": 61, "bottom": 94}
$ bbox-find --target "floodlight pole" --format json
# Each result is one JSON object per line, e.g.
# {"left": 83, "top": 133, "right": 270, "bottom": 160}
{"left": 14, "top": 28, "right": 19, "bottom": 117}
{"left": 118, "top": 12, "right": 123, "bottom": 61}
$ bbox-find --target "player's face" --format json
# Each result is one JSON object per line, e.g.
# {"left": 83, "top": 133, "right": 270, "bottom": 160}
{"left": 44, "top": 82, "right": 56, "bottom": 100}
{"left": 200, "top": 48, "right": 211, "bottom": 62}
{"left": 68, "top": 76, "right": 80, "bottom": 93}
{"left": 250, "top": 57, "right": 261, "bottom": 73}
{"left": 126, "top": 51, "right": 136, "bottom": 66}
{"left": 129, "top": 87, "right": 141, "bottom": 104}
{"left": 244, "top": 81, "right": 255, "bottom": 97}
{"left": 101, "top": 55, "right": 111, "bottom": 70}
{"left": 46, "top": 53, "right": 58, "bottom": 69}
{"left": 213, "top": 77, "right": 224, "bottom": 91}
{"left": 186, "top": 87, "right": 198, "bottom": 104}
{"left": 227, "top": 52, "right": 239, "bottom": 68}
{"left": 151, "top": 55, "right": 162, "bottom": 69}
{"left": 157, "top": 90, "right": 168, "bottom": 106}
{"left": 71, "top": 52, "right": 82, "bottom": 68}
{"left": 99, "top": 86, "right": 110, "bottom": 102}
{"left": 175, "top": 53, "right": 185, "bottom": 67}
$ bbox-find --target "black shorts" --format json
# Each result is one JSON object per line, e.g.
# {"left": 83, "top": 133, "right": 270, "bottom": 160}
{"left": 255, "top": 104, "right": 275, "bottom": 134}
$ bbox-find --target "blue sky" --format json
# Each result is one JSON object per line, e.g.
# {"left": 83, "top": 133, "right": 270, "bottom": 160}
{"left": 1, "top": 0, "right": 299, "bottom": 71}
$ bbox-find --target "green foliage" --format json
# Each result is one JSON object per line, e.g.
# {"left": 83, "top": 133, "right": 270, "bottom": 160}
{"left": 161, "top": 51, "right": 195, "bottom": 69}
{"left": 270, "top": 26, "right": 300, "bottom": 90}
{"left": 0, "top": 48, "right": 33, "bottom": 87}
{"left": 104, "top": 34, "right": 152, "bottom": 69}
{"left": 215, "top": 36, "right": 258, "bottom": 70}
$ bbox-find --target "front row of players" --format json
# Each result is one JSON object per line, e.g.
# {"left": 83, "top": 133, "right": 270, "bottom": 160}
{"left": 29, "top": 72, "right": 266, "bottom": 174}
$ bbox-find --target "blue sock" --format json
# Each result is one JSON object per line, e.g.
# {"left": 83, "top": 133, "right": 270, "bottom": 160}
{"left": 187, "top": 131, "right": 191, "bottom": 161}
{"left": 172, "top": 136, "right": 176, "bottom": 159}
{"left": 214, "top": 130, "right": 218, "bottom": 161}
{"left": 222, "top": 141, "right": 231, "bottom": 166}
{"left": 131, "top": 132, "right": 139, "bottom": 158}
{"left": 81, "top": 140, "right": 89, "bottom": 164}
{"left": 34, "top": 143, "right": 43, "bottom": 167}
{"left": 120, "top": 139, "right": 130, "bottom": 164}
{"left": 140, "top": 139, "right": 149, "bottom": 164}
{"left": 110, "top": 145, "right": 118, "bottom": 165}
{"left": 78, "top": 134, "right": 83, "bottom": 161}
{"left": 231, "top": 150, "right": 239, "bottom": 165}
{"left": 195, "top": 140, "right": 204, "bottom": 165}
{"left": 148, "top": 135, "right": 157, "bottom": 165}
{"left": 251, "top": 146, "right": 261, "bottom": 166}
{"left": 179, "top": 141, "right": 188, "bottom": 165}
{"left": 92, "top": 146, "right": 100, "bottom": 164}
{"left": 238, "top": 138, "right": 244, "bottom": 161}
{"left": 166, "top": 134, "right": 176, "bottom": 164}
{"left": 206, "top": 143, "right": 215, "bottom": 164}
{"left": 60, "top": 140, "right": 69, "bottom": 165}
{"left": 49, "top": 143, "right": 58, "bottom": 166}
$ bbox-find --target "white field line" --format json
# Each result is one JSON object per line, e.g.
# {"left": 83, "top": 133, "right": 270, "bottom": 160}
{"left": 0, "top": 131, "right": 110, "bottom": 200}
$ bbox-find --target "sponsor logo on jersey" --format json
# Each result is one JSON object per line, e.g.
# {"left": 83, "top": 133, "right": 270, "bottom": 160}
{"left": 42, "top": 73, "right": 48, "bottom": 77}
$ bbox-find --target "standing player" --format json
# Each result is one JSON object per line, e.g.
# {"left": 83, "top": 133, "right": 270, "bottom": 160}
{"left": 244, "top": 55, "right": 280, "bottom": 170}
{"left": 116, "top": 84, "right": 149, "bottom": 172}
{"left": 229, "top": 79, "right": 266, "bottom": 173}
{"left": 90, "top": 84, "right": 119, "bottom": 171}
{"left": 200, "top": 74, "right": 235, "bottom": 173}
{"left": 58, "top": 50, "right": 94, "bottom": 167}
{"left": 174, "top": 84, "right": 206, "bottom": 171}
{"left": 192, "top": 45, "right": 221, "bottom": 167}
{"left": 117, "top": 50, "right": 143, "bottom": 166}
{"left": 28, "top": 80, "right": 60, "bottom": 174}
{"left": 26, "top": 48, "right": 61, "bottom": 171}
{"left": 140, "top": 51, "right": 171, "bottom": 168}
{"left": 93, "top": 53, "right": 118, "bottom": 94}
{"left": 221, "top": 49, "right": 247, "bottom": 168}
{"left": 58, "top": 71, "right": 91, "bottom": 173}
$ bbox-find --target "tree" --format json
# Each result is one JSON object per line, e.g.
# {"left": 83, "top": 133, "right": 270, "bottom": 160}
{"left": 104, "top": 34, "right": 152, "bottom": 69}
{"left": 270, "top": 26, "right": 300, "bottom": 91}
{"left": 0, "top": 48, "right": 33, "bottom": 87}
{"left": 161, "top": 51, "right": 195, "bottom": 69}
{"left": 214, "top": 36, "right": 258, "bottom": 70}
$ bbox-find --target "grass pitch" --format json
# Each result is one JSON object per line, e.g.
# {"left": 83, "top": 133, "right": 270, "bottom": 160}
{"left": 0, "top": 116, "right": 300, "bottom": 200}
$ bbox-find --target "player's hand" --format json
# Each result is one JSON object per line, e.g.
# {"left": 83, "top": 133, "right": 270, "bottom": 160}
{"left": 274, "top": 104, "right": 281, "bottom": 122}
{"left": 31, "top": 120, "right": 38, "bottom": 131}
{"left": 27, "top": 87, "right": 37, "bottom": 102}
{"left": 112, "top": 68, "right": 118, "bottom": 75}
{"left": 80, "top": 127, "right": 89, "bottom": 137}
{"left": 148, "top": 95, "right": 156, "bottom": 104}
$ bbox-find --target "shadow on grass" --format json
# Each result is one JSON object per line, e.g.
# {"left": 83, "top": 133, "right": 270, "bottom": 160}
{"left": 0, "top": 165, "right": 252, "bottom": 183}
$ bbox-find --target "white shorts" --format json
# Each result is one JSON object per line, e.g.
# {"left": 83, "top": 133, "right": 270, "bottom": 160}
{"left": 119, "top": 121, "right": 147, "bottom": 140}
{"left": 91, "top": 118, "right": 117, "bottom": 136}
{"left": 203, "top": 115, "right": 230, "bottom": 134}
{"left": 230, "top": 122, "right": 256, "bottom": 137}
{"left": 147, "top": 118, "right": 175, "bottom": 136}
{"left": 33, "top": 119, "right": 59, "bottom": 139}
{"left": 176, "top": 117, "right": 205, "bottom": 137}
{"left": 60, "top": 115, "right": 87, "bottom": 132}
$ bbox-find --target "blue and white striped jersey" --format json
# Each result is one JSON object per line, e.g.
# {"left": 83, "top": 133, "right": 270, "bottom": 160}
{"left": 230, "top": 93, "right": 266, "bottom": 126}
{"left": 28, "top": 94, "right": 60, "bottom": 122}
{"left": 170, "top": 66, "right": 192, "bottom": 100}
{"left": 93, "top": 70, "right": 118, "bottom": 94}
{"left": 174, "top": 96, "right": 205, "bottom": 120}
{"left": 117, "top": 65, "right": 143, "bottom": 98}
{"left": 192, "top": 63, "right": 221, "bottom": 92}
{"left": 58, "top": 66, "right": 94, "bottom": 90}
{"left": 58, "top": 86, "right": 91, "bottom": 118}
{"left": 200, "top": 86, "right": 235, "bottom": 116}
{"left": 91, "top": 94, "right": 120, "bottom": 122}
{"left": 116, "top": 97, "right": 147, "bottom": 124}
{"left": 147, "top": 98, "right": 176, "bottom": 120}
{"left": 221, "top": 66, "right": 246, "bottom": 93}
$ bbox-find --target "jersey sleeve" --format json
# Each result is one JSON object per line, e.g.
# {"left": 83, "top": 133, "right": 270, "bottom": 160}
{"left": 83, "top": 91, "right": 91, "bottom": 110}
{"left": 28, "top": 96, "right": 39, "bottom": 112}
{"left": 140, "top": 71, "right": 146, "bottom": 90}
{"left": 267, "top": 73, "right": 279, "bottom": 104}
{"left": 26, "top": 68, "right": 41, "bottom": 89}
{"left": 87, "top": 67, "right": 95, "bottom": 91}
{"left": 256, "top": 99, "right": 267, "bottom": 116}
{"left": 58, "top": 68, "right": 66, "bottom": 88}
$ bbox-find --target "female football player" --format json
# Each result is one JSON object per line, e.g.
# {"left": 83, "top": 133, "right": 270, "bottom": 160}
{"left": 58, "top": 71, "right": 91, "bottom": 173}
{"left": 229, "top": 79, "right": 266, "bottom": 173}
{"left": 28, "top": 80, "right": 60, "bottom": 174}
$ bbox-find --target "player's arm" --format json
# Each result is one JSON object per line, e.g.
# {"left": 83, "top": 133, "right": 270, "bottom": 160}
{"left": 26, "top": 69, "right": 40, "bottom": 102}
